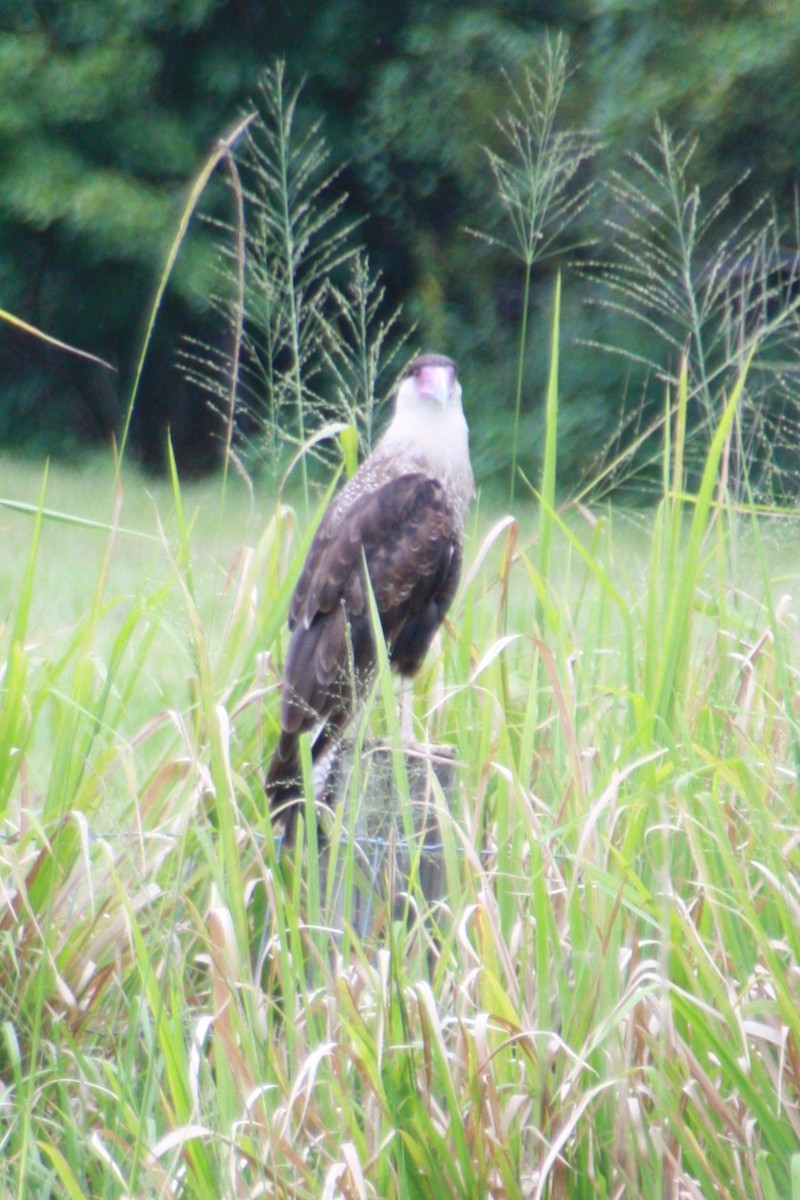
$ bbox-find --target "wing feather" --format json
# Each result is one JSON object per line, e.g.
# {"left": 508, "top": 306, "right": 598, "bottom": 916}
{"left": 281, "top": 472, "right": 462, "bottom": 737}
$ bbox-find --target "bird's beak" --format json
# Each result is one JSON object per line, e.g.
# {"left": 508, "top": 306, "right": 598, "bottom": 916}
{"left": 433, "top": 371, "right": 450, "bottom": 406}
{"left": 418, "top": 364, "right": 453, "bottom": 407}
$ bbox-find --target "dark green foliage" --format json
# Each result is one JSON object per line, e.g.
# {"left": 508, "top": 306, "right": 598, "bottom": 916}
{"left": 584, "top": 2, "right": 800, "bottom": 211}
{"left": 2, "top": 0, "right": 800, "bottom": 487}
{"left": 0, "top": 0, "right": 236, "bottom": 462}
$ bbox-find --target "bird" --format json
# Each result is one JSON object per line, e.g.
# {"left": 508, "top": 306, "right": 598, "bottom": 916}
{"left": 265, "top": 352, "right": 474, "bottom": 834}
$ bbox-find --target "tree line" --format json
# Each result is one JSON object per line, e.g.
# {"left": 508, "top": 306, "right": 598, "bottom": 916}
{"left": 2, "top": 1, "right": 799, "bottom": 491}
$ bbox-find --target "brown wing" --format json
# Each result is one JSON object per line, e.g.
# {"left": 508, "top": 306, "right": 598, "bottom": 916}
{"left": 280, "top": 472, "right": 462, "bottom": 737}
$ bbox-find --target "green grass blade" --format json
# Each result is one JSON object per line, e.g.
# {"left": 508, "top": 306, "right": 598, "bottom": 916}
{"left": 537, "top": 270, "right": 561, "bottom": 610}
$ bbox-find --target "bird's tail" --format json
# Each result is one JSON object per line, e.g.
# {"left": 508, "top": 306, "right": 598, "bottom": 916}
{"left": 265, "top": 720, "right": 347, "bottom": 841}
{"left": 265, "top": 730, "right": 303, "bottom": 834}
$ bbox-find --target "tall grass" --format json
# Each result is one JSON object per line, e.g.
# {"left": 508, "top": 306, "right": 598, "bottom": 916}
{"left": 469, "top": 34, "right": 595, "bottom": 504}
{"left": 4, "top": 54, "right": 800, "bottom": 1200}
{"left": 3, "top": 333, "right": 800, "bottom": 1195}
{"left": 583, "top": 120, "right": 800, "bottom": 506}
{"left": 181, "top": 61, "right": 408, "bottom": 509}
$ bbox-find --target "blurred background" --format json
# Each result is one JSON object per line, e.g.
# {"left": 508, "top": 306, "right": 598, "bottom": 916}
{"left": 1, "top": 1, "right": 799, "bottom": 492}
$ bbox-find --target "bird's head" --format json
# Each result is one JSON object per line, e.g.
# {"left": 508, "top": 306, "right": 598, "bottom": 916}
{"left": 381, "top": 351, "right": 471, "bottom": 487}
{"left": 394, "top": 353, "right": 462, "bottom": 419}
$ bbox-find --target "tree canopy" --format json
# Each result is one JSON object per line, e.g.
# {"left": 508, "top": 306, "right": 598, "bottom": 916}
{"left": 1, "top": 0, "right": 799, "bottom": 484}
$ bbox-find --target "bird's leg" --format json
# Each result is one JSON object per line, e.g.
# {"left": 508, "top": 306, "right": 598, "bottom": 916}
{"left": 398, "top": 676, "right": 415, "bottom": 743}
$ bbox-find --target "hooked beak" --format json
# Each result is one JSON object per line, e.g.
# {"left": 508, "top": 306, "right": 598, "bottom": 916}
{"left": 417, "top": 363, "right": 454, "bottom": 407}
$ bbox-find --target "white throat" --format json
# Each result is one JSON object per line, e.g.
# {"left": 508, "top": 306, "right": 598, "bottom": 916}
{"left": 381, "top": 395, "right": 470, "bottom": 476}
{"left": 335, "top": 354, "right": 475, "bottom": 528}
{"left": 377, "top": 371, "right": 474, "bottom": 527}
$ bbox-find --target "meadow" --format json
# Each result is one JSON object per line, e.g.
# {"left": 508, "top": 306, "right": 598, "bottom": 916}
{"left": 3, "top": 355, "right": 800, "bottom": 1200}
{"left": 5, "top": 46, "right": 800, "bottom": 1200}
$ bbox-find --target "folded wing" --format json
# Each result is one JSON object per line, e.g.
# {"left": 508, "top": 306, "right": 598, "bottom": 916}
{"left": 266, "top": 472, "right": 462, "bottom": 813}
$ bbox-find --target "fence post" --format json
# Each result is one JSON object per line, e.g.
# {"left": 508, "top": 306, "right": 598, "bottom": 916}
{"left": 319, "top": 741, "right": 456, "bottom": 939}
